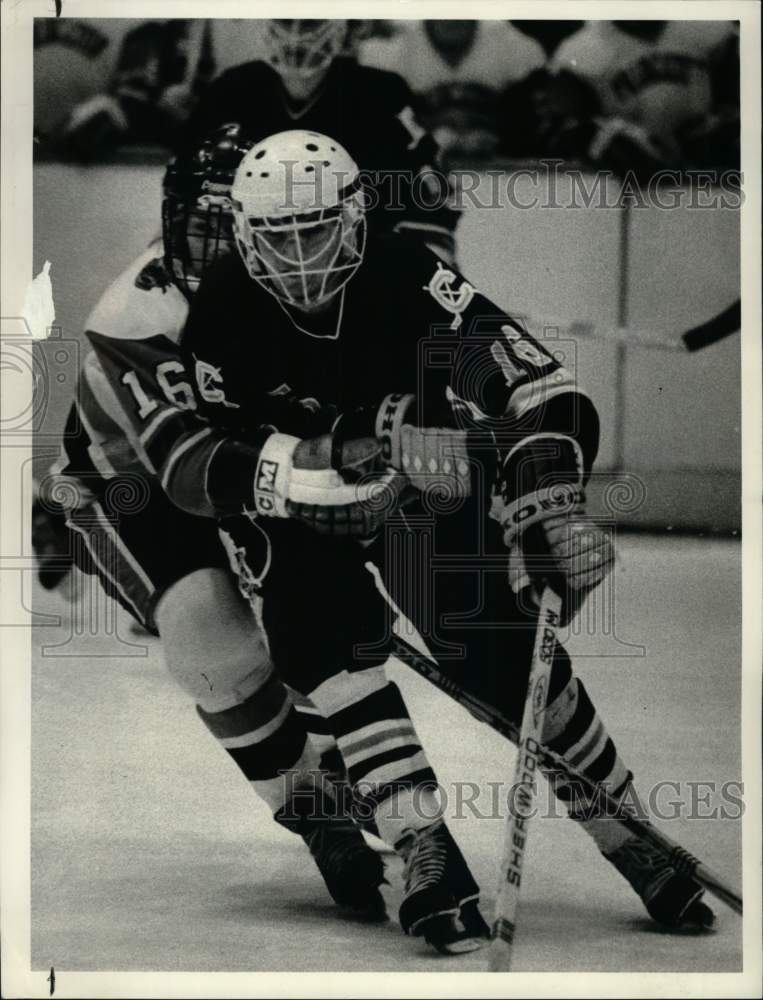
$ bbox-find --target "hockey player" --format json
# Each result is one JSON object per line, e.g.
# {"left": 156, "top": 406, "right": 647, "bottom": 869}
{"left": 44, "top": 125, "right": 495, "bottom": 954}
{"left": 85, "top": 129, "right": 715, "bottom": 939}
{"left": 39, "top": 125, "right": 389, "bottom": 921}
{"left": 79, "top": 129, "right": 491, "bottom": 954}
{"left": 179, "top": 18, "right": 458, "bottom": 264}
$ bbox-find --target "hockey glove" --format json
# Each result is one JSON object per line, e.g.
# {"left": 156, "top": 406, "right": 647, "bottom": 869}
{"left": 491, "top": 434, "right": 614, "bottom": 624}
{"left": 370, "top": 393, "right": 473, "bottom": 504}
{"left": 252, "top": 431, "right": 410, "bottom": 539}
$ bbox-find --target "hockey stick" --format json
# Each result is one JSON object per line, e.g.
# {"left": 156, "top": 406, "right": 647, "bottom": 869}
{"left": 489, "top": 585, "right": 563, "bottom": 970}
{"left": 520, "top": 315, "right": 686, "bottom": 353}
{"left": 681, "top": 298, "right": 741, "bottom": 352}
{"left": 389, "top": 635, "right": 743, "bottom": 916}
{"left": 516, "top": 300, "right": 741, "bottom": 355}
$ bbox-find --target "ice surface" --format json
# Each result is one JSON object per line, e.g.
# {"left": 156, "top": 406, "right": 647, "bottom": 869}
{"left": 30, "top": 537, "right": 742, "bottom": 972}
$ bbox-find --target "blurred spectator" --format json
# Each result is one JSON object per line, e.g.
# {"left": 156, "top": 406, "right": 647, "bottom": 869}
{"left": 52, "top": 20, "right": 216, "bottom": 160}
{"left": 45, "top": 19, "right": 373, "bottom": 161}
{"left": 36, "top": 17, "right": 740, "bottom": 173}
{"left": 684, "top": 23, "right": 740, "bottom": 170}
{"left": 360, "top": 20, "right": 545, "bottom": 160}
{"left": 34, "top": 19, "right": 129, "bottom": 143}
{"left": 539, "top": 20, "right": 739, "bottom": 177}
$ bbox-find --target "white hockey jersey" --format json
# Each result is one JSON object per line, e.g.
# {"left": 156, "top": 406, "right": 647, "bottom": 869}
{"left": 360, "top": 20, "right": 545, "bottom": 94}
{"left": 550, "top": 20, "right": 736, "bottom": 141}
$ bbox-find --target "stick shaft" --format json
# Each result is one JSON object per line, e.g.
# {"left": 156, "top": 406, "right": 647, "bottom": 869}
{"left": 488, "top": 587, "right": 563, "bottom": 971}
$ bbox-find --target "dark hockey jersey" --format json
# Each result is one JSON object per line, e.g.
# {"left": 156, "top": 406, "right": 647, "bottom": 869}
{"left": 179, "top": 57, "right": 458, "bottom": 252}
{"left": 85, "top": 234, "right": 599, "bottom": 520}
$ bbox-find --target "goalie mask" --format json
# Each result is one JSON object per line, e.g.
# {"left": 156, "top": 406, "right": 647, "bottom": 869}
{"left": 263, "top": 20, "right": 348, "bottom": 97}
{"left": 231, "top": 130, "right": 366, "bottom": 310}
{"left": 162, "top": 123, "right": 253, "bottom": 297}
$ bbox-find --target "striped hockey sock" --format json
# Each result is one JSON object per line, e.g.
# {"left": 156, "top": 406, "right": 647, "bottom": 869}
{"left": 542, "top": 675, "right": 636, "bottom": 855}
{"left": 307, "top": 664, "right": 440, "bottom": 848}
{"left": 196, "top": 670, "right": 323, "bottom": 814}
{"left": 288, "top": 687, "right": 342, "bottom": 763}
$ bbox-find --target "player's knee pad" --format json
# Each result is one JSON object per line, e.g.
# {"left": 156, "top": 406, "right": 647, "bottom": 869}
{"left": 155, "top": 566, "right": 273, "bottom": 712}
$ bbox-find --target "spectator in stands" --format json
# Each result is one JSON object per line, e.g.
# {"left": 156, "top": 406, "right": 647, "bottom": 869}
{"left": 536, "top": 19, "right": 739, "bottom": 177}
{"left": 53, "top": 19, "right": 375, "bottom": 162}
{"left": 360, "top": 20, "right": 545, "bottom": 161}
{"left": 684, "top": 22, "right": 740, "bottom": 170}
{"left": 55, "top": 20, "right": 216, "bottom": 160}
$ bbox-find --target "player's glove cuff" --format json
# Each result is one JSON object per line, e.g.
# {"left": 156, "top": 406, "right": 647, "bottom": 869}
{"left": 374, "top": 393, "right": 416, "bottom": 468}
{"left": 374, "top": 393, "right": 476, "bottom": 500}
{"left": 252, "top": 432, "right": 301, "bottom": 517}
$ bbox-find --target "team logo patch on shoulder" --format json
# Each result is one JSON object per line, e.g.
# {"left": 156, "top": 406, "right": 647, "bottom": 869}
{"left": 134, "top": 257, "right": 173, "bottom": 293}
{"left": 424, "top": 261, "right": 474, "bottom": 330}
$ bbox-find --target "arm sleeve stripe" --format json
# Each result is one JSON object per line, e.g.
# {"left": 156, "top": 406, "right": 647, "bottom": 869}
{"left": 140, "top": 406, "right": 181, "bottom": 446}
{"left": 503, "top": 432, "right": 584, "bottom": 477}
{"left": 160, "top": 427, "right": 214, "bottom": 493}
{"left": 506, "top": 373, "right": 589, "bottom": 420}
{"left": 92, "top": 501, "right": 155, "bottom": 593}
{"left": 73, "top": 397, "right": 116, "bottom": 478}
{"left": 67, "top": 504, "right": 151, "bottom": 622}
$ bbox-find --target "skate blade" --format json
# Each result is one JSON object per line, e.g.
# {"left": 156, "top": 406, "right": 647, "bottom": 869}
{"left": 433, "top": 934, "right": 488, "bottom": 955}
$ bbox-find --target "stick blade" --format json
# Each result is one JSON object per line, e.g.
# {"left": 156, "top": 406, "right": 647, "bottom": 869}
{"left": 682, "top": 299, "right": 740, "bottom": 351}
{"left": 488, "top": 919, "right": 515, "bottom": 971}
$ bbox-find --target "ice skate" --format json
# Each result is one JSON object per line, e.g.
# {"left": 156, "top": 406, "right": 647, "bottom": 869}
{"left": 397, "top": 819, "right": 490, "bottom": 954}
{"left": 604, "top": 833, "right": 715, "bottom": 931}
{"left": 316, "top": 748, "right": 393, "bottom": 854}
{"left": 275, "top": 785, "right": 388, "bottom": 921}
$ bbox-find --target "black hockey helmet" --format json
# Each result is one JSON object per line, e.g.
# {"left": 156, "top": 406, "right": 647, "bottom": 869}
{"left": 162, "top": 123, "right": 254, "bottom": 297}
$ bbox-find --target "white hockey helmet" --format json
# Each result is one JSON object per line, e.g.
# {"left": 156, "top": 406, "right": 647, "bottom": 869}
{"left": 263, "top": 20, "right": 348, "bottom": 93}
{"left": 231, "top": 130, "right": 366, "bottom": 309}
